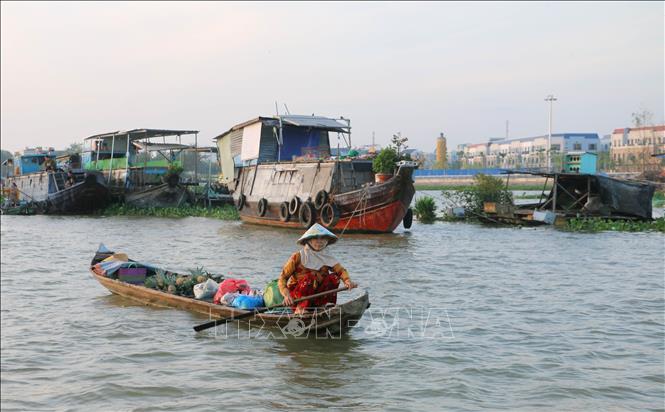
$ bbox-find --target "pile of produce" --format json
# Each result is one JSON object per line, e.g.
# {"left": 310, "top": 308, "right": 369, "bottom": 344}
{"left": 143, "top": 266, "right": 223, "bottom": 297}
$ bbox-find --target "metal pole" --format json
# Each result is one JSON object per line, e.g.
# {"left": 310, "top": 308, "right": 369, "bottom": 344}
{"left": 545, "top": 94, "right": 557, "bottom": 171}
{"left": 124, "top": 132, "right": 131, "bottom": 187}
{"left": 207, "top": 149, "right": 212, "bottom": 208}
{"left": 194, "top": 132, "right": 198, "bottom": 185}
{"left": 108, "top": 134, "right": 116, "bottom": 184}
{"left": 143, "top": 132, "right": 147, "bottom": 187}
{"left": 552, "top": 174, "right": 558, "bottom": 212}
{"left": 95, "top": 139, "right": 101, "bottom": 166}
{"left": 275, "top": 103, "right": 283, "bottom": 162}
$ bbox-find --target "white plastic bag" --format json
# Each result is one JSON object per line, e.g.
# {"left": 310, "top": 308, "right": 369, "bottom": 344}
{"left": 193, "top": 279, "right": 219, "bottom": 300}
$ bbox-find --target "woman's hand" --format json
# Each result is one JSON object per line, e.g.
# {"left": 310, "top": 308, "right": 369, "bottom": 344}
{"left": 344, "top": 280, "right": 358, "bottom": 290}
{"left": 282, "top": 292, "right": 294, "bottom": 306}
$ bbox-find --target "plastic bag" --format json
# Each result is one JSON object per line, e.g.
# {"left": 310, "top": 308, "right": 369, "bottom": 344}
{"left": 263, "top": 279, "right": 284, "bottom": 307}
{"left": 193, "top": 279, "right": 219, "bottom": 300}
{"left": 213, "top": 279, "right": 250, "bottom": 304}
{"left": 231, "top": 294, "right": 265, "bottom": 310}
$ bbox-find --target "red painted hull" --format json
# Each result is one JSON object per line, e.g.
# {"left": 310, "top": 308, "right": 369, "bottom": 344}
{"left": 237, "top": 165, "right": 415, "bottom": 233}
{"left": 241, "top": 199, "right": 408, "bottom": 233}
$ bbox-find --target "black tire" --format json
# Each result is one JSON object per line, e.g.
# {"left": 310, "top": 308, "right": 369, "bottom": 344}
{"left": 320, "top": 203, "right": 340, "bottom": 228}
{"left": 314, "top": 190, "right": 329, "bottom": 210}
{"left": 298, "top": 202, "right": 316, "bottom": 228}
{"left": 258, "top": 198, "right": 268, "bottom": 217}
{"left": 236, "top": 194, "right": 246, "bottom": 210}
{"left": 403, "top": 207, "right": 413, "bottom": 229}
{"left": 288, "top": 196, "right": 301, "bottom": 215}
{"left": 279, "top": 201, "right": 290, "bottom": 222}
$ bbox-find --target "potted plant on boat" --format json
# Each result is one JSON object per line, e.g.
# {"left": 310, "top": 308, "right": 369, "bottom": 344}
{"left": 162, "top": 164, "right": 183, "bottom": 187}
{"left": 372, "top": 147, "right": 398, "bottom": 183}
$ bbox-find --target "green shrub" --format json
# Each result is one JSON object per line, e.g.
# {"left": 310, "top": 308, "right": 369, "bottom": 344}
{"left": 441, "top": 174, "right": 513, "bottom": 214}
{"left": 372, "top": 147, "right": 398, "bottom": 174}
{"left": 414, "top": 196, "right": 437, "bottom": 223}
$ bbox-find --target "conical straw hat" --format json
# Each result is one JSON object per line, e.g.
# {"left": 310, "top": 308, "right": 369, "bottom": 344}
{"left": 297, "top": 223, "right": 338, "bottom": 245}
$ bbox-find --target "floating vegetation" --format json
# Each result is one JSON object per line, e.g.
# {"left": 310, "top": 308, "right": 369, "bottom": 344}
{"left": 653, "top": 191, "right": 665, "bottom": 208}
{"left": 416, "top": 184, "right": 549, "bottom": 191}
{"left": 413, "top": 196, "right": 437, "bottom": 224}
{"left": 565, "top": 217, "right": 665, "bottom": 233}
{"left": 99, "top": 204, "right": 239, "bottom": 220}
{"left": 440, "top": 174, "right": 514, "bottom": 215}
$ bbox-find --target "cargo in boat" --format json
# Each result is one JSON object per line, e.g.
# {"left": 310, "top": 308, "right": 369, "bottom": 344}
{"left": 89, "top": 248, "right": 370, "bottom": 336}
{"left": 214, "top": 115, "right": 417, "bottom": 233}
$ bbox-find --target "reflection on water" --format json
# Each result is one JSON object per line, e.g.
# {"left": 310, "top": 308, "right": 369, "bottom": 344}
{"left": 1, "top": 212, "right": 663, "bottom": 411}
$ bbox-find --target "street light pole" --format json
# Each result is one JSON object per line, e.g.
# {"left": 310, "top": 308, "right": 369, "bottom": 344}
{"left": 545, "top": 94, "right": 557, "bottom": 171}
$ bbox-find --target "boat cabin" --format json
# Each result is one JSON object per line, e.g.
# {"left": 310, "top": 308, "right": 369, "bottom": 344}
{"left": 214, "top": 115, "right": 352, "bottom": 184}
{"left": 81, "top": 129, "right": 200, "bottom": 191}
{"left": 12, "top": 147, "right": 56, "bottom": 175}
{"left": 82, "top": 129, "right": 199, "bottom": 172}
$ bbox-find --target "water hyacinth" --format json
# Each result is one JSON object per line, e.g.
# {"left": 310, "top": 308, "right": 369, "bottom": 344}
{"left": 98, "top": 204, "right": 239, "bottom": 220}
{"left": 565, "top": 217, "right": 665, "bottom": 233}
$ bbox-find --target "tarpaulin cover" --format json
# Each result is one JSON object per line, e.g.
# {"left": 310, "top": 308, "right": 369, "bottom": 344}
{"left": 595, "top": 175, "right": 654, "bottom": 219}
{"left": 551, "top": 174, "right": 655, "bottom": 219}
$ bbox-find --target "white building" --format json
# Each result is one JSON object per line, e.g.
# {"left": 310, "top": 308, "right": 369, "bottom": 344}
{"left": 458, "top": 133, "right": 600, "bottom": 170}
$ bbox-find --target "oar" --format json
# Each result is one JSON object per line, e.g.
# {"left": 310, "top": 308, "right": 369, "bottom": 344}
{"left": 193, "top": 286, "right": 349, "bottom": 332}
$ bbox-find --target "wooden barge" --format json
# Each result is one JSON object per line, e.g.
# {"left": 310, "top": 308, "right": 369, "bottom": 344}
{"left": 2, "top": 148, "right": 110, "bottom": 214}
{"left": 214, "top": 115, "right": 416, "bottom": 233}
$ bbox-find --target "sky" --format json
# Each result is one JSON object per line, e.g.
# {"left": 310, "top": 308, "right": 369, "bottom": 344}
{"left": 1, "top": 1, "right": 663, "bottom": 154}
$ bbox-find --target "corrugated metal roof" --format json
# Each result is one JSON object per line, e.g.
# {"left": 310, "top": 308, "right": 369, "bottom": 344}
{"left": 85, "top": 129, "right": 198, "bottom": 141}
{"left": 281, "top": 115, "right": 349, "bottom": 131}
{"left": 213, "top": 114, "right": 350, "bottom": 140}
{"left": 132, "top": 142, "right": 193, "bottom": 151}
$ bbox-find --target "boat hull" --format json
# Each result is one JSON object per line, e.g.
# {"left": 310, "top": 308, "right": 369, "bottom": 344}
{"left": 4, "top": 171, "right": 110, "bottom": 214}
{"left": 90, "top": 271, "right": 370, "bottom": 336}
{"left": 46, "top": 173, "right": 111, "bottom": 214}
{"left": 235, "top": 162, "right": 416, "bottom": 233}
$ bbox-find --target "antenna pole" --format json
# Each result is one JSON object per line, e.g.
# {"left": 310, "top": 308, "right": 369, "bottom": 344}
{"left": 275, "top": 101, "right": 283, "bottom": 162}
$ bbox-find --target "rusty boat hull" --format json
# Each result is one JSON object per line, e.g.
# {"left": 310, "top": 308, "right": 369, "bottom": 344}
{"left": 233, "top": 161, "right": 416, "bottom": 233}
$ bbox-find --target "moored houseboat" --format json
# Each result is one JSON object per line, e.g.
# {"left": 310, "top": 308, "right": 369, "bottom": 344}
{"left": 1, "top": 147, "right": 110, "bottom": 214}
{"left": 214, "top": 115, "right": 417, "bottom": 233}
{"left": 82, "top": 129, "right": 201, "bottom": 206}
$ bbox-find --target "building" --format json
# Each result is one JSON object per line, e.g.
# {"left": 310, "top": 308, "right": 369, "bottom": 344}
{"left": 610, "top": 125, "right": 665, "bottom": 172}
{"left": 456, "top": 133, "right": 600, "bottom": 170}
{"left": 564, "top": 152, "right": 597, "bottom": 174}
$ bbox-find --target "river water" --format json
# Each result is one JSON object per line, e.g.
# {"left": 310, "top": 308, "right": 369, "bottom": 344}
{"left": 1, "top": 203, "right": 664, "bottom": 410}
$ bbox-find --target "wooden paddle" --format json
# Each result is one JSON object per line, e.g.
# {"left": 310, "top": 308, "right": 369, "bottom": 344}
{"left": 193, "top": 286, "right": 349, "bottom": 332}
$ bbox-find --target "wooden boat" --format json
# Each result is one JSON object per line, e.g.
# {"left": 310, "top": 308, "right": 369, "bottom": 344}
{"left": 235, "top": 161, "right": 416, "bottom": 233}
{"left": 214, "top": 115, "right": 417, "bottom": 233}
{"left": 125, "top": 182, "right": 193, "bottom": 208}
{"left": 90, "top": 253, "right": 370, "bottom": 336}
{"left": 81, "top": 129, "right": 201, "bottom": 203}
{"left": 3, "top": 148, "right": 110, "bottom": 214}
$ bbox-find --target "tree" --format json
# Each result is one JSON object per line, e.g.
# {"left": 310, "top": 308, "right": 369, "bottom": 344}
{"left": 390, "top": 132, "right": 409, "bottom": 158}
{"left": 631, "top": 108, "right": 655, "bottom": 172}
{"left": 65, "top": 142, "right": 83, "bottom": 155}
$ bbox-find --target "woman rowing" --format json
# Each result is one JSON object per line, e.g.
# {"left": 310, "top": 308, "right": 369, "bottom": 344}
{"left": 279, "top": 223, "right": 357, "bottom": 314}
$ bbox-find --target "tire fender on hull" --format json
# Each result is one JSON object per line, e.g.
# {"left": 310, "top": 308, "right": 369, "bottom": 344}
{"left": 279, "top": 202, "right": 290, "bottom": 222}
{"left": 298, "top": 202, "right": 316, "bottom": 228}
